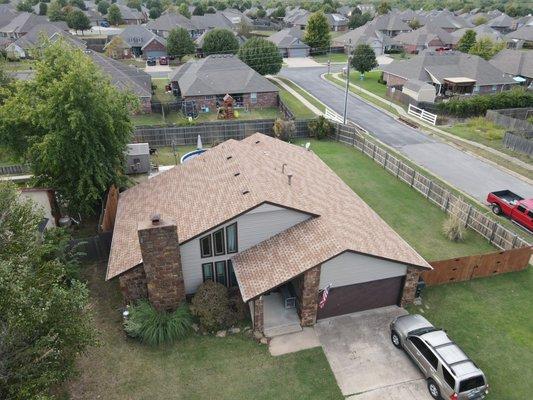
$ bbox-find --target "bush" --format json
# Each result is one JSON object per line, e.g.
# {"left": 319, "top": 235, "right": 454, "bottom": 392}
{"left": 308, "top": 116, "right": 334, "bottom": 139}
{"left": 442, "top": 204, "right": 465, "bottom": 242}
{"left": 124, "top": 300, "right": 193, "bottom": 346}
{"left": 437, "top": 88, "right": 533, "bottom": 118}
{"left": 190, "top": 281, "right": 230, "bottom": 331}
{"left": 273, "top": 118, "right": 295, "bottom": 142}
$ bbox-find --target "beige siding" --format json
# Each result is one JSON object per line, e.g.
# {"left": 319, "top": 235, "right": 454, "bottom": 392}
{"left": 180, "top": 203, "right": 311, "bottom": 294}
{"left": 319, "top": 252, "right": 407, "bottom": 289}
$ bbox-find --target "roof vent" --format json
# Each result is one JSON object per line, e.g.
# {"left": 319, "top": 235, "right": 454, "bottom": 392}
{"left": 226, "top": 155, "right": 233, "bottom": 160}
{"left": 255, "top": 140, "right": 261, "bottom": 144}
{"left": 151, "top": 213, "right": 161, "bottom": 224}
{"left": 282, "top": 163, "right": 287, "bottom": 174}
{"left": 242, "top": 190, "right": 250, "bottom": 195}
{"left": 287, "top": 174, "right": 293, "bottom": 186}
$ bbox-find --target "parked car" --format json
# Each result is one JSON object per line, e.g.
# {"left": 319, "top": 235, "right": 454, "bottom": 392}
{"left": 159, "top": 56, "right": 168, "bottom": 65}
{"left": 146, "top": 57, "right": 156, "bottom": 66}
{"left": 100, "top": 21, "right": 110, "bottom": 27}
{"left": 487, "top": 190, "right": 533, "bottom": 231}
{"left": 390, "top": 314, "right": 488, "bottom": 400}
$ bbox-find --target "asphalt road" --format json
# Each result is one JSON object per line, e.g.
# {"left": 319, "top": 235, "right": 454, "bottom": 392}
{"left": 280, "top": 67, "right": 533, "bottom": 202}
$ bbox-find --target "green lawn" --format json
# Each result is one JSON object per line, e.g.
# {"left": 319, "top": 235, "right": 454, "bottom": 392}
{"left": 66, "top": 262, "right": 342, "bottom": 400}
{"left": 300, "top": 139, "right": 495, "bottom": 261}
{"left": 313, "top": 53, "right": 349, "bottom": 64}
{"left": 151, "top": 78, "right": 175, "bottom": 103}
{"left": 271, "top": 81, "right": 316, "bottom": 119}
{"left": 275, "top": 77, "right": 326, "bottom": 113}
{"left": 408, "top": 267, "right": 532, "bottom": 400}
{"left": 348, "top": 70, "right": 388, "bottom": 98}
{"left": 151, "top": 145, "right": 208, "bottom": 166}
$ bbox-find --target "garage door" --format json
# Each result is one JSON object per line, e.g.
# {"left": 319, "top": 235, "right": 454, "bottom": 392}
{"left": 288, "top": 47, "right": 308, "bottom": 57}
{"left": 316, "top": 276, "right": 404, "bottom": 320}
{"left": 145, "top": 50, "right": 167, "bottom": 59}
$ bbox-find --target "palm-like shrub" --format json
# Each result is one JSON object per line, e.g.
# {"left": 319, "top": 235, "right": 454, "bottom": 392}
{"left": 124, "top": 300, "right": 193, "bottom": 346}
{"left": 443, "top": 202, "right": 465, "bottom": 242}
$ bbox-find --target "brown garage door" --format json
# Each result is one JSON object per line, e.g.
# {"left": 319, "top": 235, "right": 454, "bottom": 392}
{"left": 317, "top": 276, "right": 404, "bottom": 320}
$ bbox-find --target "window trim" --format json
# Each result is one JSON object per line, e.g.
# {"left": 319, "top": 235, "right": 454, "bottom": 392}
{"left": 200, "top": 235, "right": 212, "bottom": 258}
{"left": 225, "top": 223, "right": 238, "bottom": 254}
{"left": 202, "top": 262, "right": 214, "bottom": 282}
{"left": 213, "top": 228, "right": 225, "bottom": 256}
{"left": 215, "top": 260, "right": 227, "bottom": 286}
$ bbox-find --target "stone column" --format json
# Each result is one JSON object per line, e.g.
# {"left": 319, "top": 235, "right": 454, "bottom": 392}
{"left": 401, "top": 267, "right": 421, "bottom": 307}
{"left": 253, "top": 296, "right": 264, "bottom": 333}
{"left": 118, "top": 264, "right": 148, "bottom": 304}
{"left": 300, "top": 266, "right": 321, "bottom": 327}
{"left": 138, "top": 215, "right": 185, "bottom": 312}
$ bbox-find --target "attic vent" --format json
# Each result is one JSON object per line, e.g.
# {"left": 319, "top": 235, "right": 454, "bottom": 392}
{"left": 234, "top": 172, "right": 240, "bottom": 177}
{"left": 226, "top": 155, "right": 233, "bottom": 160}
{"left": 255, "top": 140, "right": 260, "bottom": 144}
{"left": 242, "top": 190, "right": 250, "bottom": 195}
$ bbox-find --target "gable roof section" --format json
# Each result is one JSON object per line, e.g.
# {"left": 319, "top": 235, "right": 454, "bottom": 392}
{"left": 169, "top": 55, "right": 278, "bottom": 96}
{"left": 146, "top": 12, "right": 196, "bottom": 32}
{"left": 267, "top": 27, "right": 309, "bottom": 49}
{"left": 12, "top": 23, "right": 85, "bottom": 50}
{"left": 506, "top": 25, "right": 533, "bottom": 42}
{"left": 489, "top": 49, "right": 533, "bottom": 79}
{"left": 394, "top": 25, "right": 454, "bottom": 46}
{"left": 0, "top": 12, "right": 48, "bottom": 34}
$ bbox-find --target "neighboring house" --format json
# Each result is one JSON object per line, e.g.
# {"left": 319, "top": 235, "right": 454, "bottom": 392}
{"left": 371, "top": 13, "right": 412, "bottom": 37}
{"left": 0, "top": 6, "right": 18, "bottom": 32}
{"left": 84, "top": 9, "right": 106, "bottom": 27}
{"left": 0, "top": 12, "right": 67, "bottom": 39}
{"left": 489, "top": 49, "right": 533, "bottom": 87}
{"left": 450, "top": 25, "right": 504, "bottom": 47}
{"left": 191, "top": 12, "right": 234, "bottom": 32}
{"left": 115, "top": 4, "right": 146, "bottom": 25}
{"left": 106, "top": 133, "right": 431, "bottom": 336}
{"left": 336, "top": 5, "right": 354, "bottom": 18}
{"left": 6, "top": 23, "right": 85, "bottom": 59}
{"left": 220, "top": 8, "right": 252, "bottom": 26}
{"left": 87, "top": 50, "right": 152, "bottom": 112}
{"left": 356, "top": 4, "right": 375, "bottom": 16}
{"left": 382, "top": 50, "right": 517, "bottom": 99}
{"left": 505, "top": 25, "right": 533, "bottom": 49}
{"left": 394, "top": 25, "right": 455, "bottom": 53}
{"left": 487, "top": 13, "right": 515, "bottom": 34}
{"left": 125, "top": 143, "right": 150, "bottom": 175}
{"left": 146, "top": 12, "right": 199, "bottom": 38}
{"left": 169, "top": 55, "right": 279, "bottom": 110}
{"left": 332, "top": 22, "right": 401, "bottom": 56}
{"left": 266, "top": 27, "right": 310, "bottom": 58}
{"left": 426, "top": 11, "right": 473, "bottom": 32}
{"left": 401, "top": 79, "right": 437, "bottom": 103}
{"left": 326, "top": 13, "right": 349, "bottom": 32}
{"left": 106, "top": 25, "right": 167, "bottom": 59}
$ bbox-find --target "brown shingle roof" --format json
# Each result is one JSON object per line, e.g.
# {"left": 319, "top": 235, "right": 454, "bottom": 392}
{"left": 107, "top": 134, "right": 431, "bottom": 299}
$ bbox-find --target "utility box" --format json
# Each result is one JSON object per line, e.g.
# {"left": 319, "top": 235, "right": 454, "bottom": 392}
{"left": 125, "top": 143, "right": 150, "bottom": 175}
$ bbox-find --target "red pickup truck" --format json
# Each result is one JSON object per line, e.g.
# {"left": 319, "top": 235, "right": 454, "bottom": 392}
{"left": 487, "top": 190, "right": 533, "bottom": 231}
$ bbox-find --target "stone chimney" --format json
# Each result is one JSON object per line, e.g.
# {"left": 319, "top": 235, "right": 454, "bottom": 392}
{"left": 137, "top": 214, "right": 185, "bottom": 312}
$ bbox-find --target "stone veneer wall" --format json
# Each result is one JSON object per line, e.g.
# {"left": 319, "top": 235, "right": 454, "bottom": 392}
{"left": 253, "top": 296, "right": 264, "bottom": 333}
{"left": 300, "top": 266, "right": 321, "bottom": 326}
{"left": 118, "top": 263, "right": 148, "bottom": 304}
{"left": 400, "top": 267, "right": 421, "bottom": 306}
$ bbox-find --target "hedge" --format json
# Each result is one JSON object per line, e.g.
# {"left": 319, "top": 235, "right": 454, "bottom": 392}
{"left": 437, "top": 88, "right": 533, "bottom": 117}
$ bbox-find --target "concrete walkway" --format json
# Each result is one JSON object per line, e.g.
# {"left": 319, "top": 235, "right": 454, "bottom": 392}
{"left": 269, "top": 327, "right": 321, "bottom": 356}
{"left": 269, "top": 76, "right": 324, "bottom": 116}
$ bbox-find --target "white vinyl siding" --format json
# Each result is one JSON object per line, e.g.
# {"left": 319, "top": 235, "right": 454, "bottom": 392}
{"left": 180, "top": 203, "right": 311, "bottom": 294}
{"left": 319, "top": 252, "right": 407, "bottom": 290}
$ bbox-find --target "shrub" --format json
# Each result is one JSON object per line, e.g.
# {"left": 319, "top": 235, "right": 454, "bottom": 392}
{"left": 273, "top": 118, "right": 295, "bottom": 142}
{"left": 308, "top": 116, "right": 334, "bottom": 139}
{"left": 443, "top": 203, "right": 465, "bottom": 242}
{"left": 124, "top": 300, "right": 193, "bottom": 346}
{"left": 190, "top": 281, "right": 230, "bottom": 331}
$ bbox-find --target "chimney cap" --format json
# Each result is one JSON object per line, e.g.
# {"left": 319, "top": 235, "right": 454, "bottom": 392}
{"left": 151, "top": 213, "right": 161, "bottom": 224}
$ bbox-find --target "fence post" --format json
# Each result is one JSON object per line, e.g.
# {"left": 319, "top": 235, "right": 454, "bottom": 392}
{"left": 444, "top": 192, "right": 450, "bottom": 213}
{"left": 426, "top": 180, "right": 433, "bottom": 198}
{"left": 511, "top": 235, "right": 518, "bottom": 249}
{"left": 372, "top": 143, "right": 376, "bottom": 159}
{"left": 360, "top": 136, "right": 365, "bottom": 152}
{"left": 410, "top": 170, "right": 416, "bottom": 187}
{"left": 489, "top": 221, "right": 498, "bottom": 244}
{"left": 383, "top": 152, "right": 388, "bottom": 169}
{"left": 465, "top": 204, "right": 473, "bottom": 227}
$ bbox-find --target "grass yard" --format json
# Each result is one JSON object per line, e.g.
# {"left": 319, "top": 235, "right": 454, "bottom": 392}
{"left": 151, "top": 78, "right": 175, "bottom": 103}
{"left": 348, "top": 70, "right": 388, "bottom": 98}
{"left": 272, "top": 81, "right": 317, "bottom": 119}
{"left": 251, "top": 30, "right": 276, "bottom": 37}
{"left": 66, "top": 262, "right": 342, "bottom": 400}
{"left": 408, "top": 267, "right": 532, "bottom": 400}
{"left": 151, "top": 145, "right": 209, "bottom": 166}
{"left": 0, "top": 145, "right": 21, "bottom": 167}
{"left": 276, "top": 77, "right": 326, "bottom": 113}
{"left": 299, "top": 139, "right": 495, "bottom": 261}
{"left": 313, "top": 52, "right": 349, "bottom": 64}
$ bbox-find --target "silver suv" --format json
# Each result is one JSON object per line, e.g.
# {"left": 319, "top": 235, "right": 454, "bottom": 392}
{"left": 390, "top": 314, "right": 489, "bottom": 400}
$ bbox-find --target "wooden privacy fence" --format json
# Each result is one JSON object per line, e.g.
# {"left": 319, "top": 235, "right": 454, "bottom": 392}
{"left": 332, "top": 123, "right": 531, "bottom": 250}
{"left": 423, "top": 246, "right": 532, "bottom": 286}
{"left": 0, "top": 164, "right": 29, "bottom": 175}
{"left": 503, "top": 132, "right": 533, "bottom": 157}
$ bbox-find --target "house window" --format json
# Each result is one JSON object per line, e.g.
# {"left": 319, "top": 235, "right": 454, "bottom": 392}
{"left": 226, "top": 223, "right": 238, "bottom": 253}
{"left": 227, "top": 260, "right": 237, "bottom": 287}
{"left": 213, "top": 228, "right": 225, "bottom": 255}
{"left": 215, "top": 261, "right": 227, "bottom": 285}
{"left": 250, "top": 92, "right": 257, "bottom": 104}
{"left": 200, "top": 235, "right": 212, "bottom": 258}
{"left": 492, "top": 85, "right": 498, "bottom": 92}
{"left": 202, "top": 262, "right": 214, "bottom": 282}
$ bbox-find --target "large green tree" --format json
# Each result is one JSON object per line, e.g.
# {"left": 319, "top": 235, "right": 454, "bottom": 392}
{"left": 469, "top": 37, "right": 505, "bottom": 60}
{"left": 67, "top": 9, "right": 91, "bottom": 34}
{"left": 376, "top": 1, "right": 391, "bottom": 14}
{"left": 0, "top": 40, "right": 137, "bottom": 215}
{"left": 348, "top": 11, "right": 371, "bottom": 29}
{"left": 97, "top": 0, "right": 109, "bottom": 14}
{"left": 0, "top": 182, "right": 96, "bottom": 399}
{"left": 178, "top": 2, "right": 190, "bottom": 17}
{"left": 167, "top": 27, "right": 195, "bottom": 60}
{"left": 303, "top": 11, "right": 330, "bottom": 52}
{"left": 350, "top": 43, "right": 378, "bottom": 78}
{"left": 238, "top": 37, "right": 282, "bottom": 75}
{"left": 457, "top": 29, "right": 476, "bottom": 53}
{"left": 202, "top": 28, "right": 239, "bottom": 55}
{"left": 107, "top": 3, "right": 122, "bottom": 25}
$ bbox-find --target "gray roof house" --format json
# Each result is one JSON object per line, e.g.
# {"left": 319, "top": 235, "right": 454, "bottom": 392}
{"left": 326, "top": 13, "right": 349, "bottom": 32}
{"left": 266, "top": 27, "right": 310, "bottom": 58}
{"left": 394, "top": 25, "right": 455, "bottom": 53}
{"left": 332, "top": 21, "right": 400, "bottom": 55}
{"left": 0, "top": 6, "right": 18, "bottom": 32}
{"left": 487, "top": 13, "right": 515, "bottom": 34}
{"left": 191, "top": 12, "right": 234, "bottom": 31}
{"left": 489, "top": 49, "right": 533, "bottom": 86}
{"left": 0, "top": 12, "right": 68, "bottom": 39}
{"left": 108, "top": 25, "right": 167, "bottom": 58}
{"left": 426, "top": 11, "right": 473, "bottom": 32}
{"left": 382, "top": 50, "right": 517, "bottom": 99}
{"left": 450, "top": 25, "right": 504, "bottom": 46}
{"left": 371, "top": 13, "right": 412, "bottom": 37}
{"left": 115, "top": 4, "right": 147, "bottom": 25}
{"left": 505, "top": 25, "right": 533, "bottom": 49}
{"left": 146, "top": 12, "right": 198, "bottom": 38}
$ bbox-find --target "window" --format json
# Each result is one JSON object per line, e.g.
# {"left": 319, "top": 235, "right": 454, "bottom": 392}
{"left": 408, "top": 337, "right": 438, "bottom": 370}
{"left": 213, "top": 229, "right": 225, "bottom": 255}
{"left": 517, "top": 205, "right": 526, "bottom": 213}
{"left": 215, "top": 261, "right": 227, "bottom": 286}
{"left": 202, "top": 263, "right": 214, "bottom": 282}
{"left": 459, "top": 376, "right": 485, "bottom": 392}
{"left": 227, "top": 260, "right": 237, "bottom": 287}
{"left": 443, "top": 367, "right": 455, "bottom": 390}
{"left": 527, "top": 211, "right": 533, "bottom": 219}
{"left": 200, "top": 235, "right": 212, "bottom": 258}
{"left": 491, "top": 85, "right": 498, "bottom": 92}
{"left": 226, "top": 223, "right": 238, "bottom": 253}
{"left": 250, "top": 92, "right": 257, "bottom": 104}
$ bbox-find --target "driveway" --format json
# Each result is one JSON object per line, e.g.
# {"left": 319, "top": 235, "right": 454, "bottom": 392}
{"left": 283, "top": 57, "right": 323, "bottom": 68}
{"left": 279, "top": 67, "right": 533, "bottom": 202}
{"left": 315, "top": 306, "right": 432, "bottom": 399}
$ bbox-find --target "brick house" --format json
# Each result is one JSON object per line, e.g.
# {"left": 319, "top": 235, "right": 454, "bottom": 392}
{"left": 169, "top": 55, "right": 279, "bottom": 111}
{"left": 105, "top": 25, "right": 167, "bottom": 59}
{"left": 394, "top": 25, "right": 454, "bottom": 54}
{"left": 106, "top": 134, "right": 431, "bottom": 336}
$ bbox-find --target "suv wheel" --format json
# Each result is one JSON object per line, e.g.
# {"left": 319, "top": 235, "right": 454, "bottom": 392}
{"left": 427, "top": 379, "right": 441, "bottom": 399}
{"left": 391, "top": 331, "right": 402, "bottom": 348}
{"left": 491, "top": 204, "right": 502, "bottom": 215}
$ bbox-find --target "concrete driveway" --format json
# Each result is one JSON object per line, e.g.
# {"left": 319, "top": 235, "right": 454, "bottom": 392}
{"left": 283, "top": 57, "right": 323, "bottom": 68}
{"left": 315, "top": 306, "right": 432, "bottom": 399}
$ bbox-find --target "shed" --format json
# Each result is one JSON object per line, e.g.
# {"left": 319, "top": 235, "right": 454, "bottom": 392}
{"left": 125, "top": 143, "right": 150, "bottom": 175}
{"left": 402, "top": 79, "right": 437, "bottom": 103}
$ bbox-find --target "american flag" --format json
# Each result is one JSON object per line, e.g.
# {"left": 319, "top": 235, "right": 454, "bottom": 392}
{"left": 319, "top": 284, "right": 332, "bottom": 309}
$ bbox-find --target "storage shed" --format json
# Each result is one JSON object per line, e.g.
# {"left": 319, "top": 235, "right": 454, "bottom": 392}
{"left": 125, "top": 143, "right": 150, "bottom": 175}
{"left": 402, "top": 79, "right": 437, "bottom": 103}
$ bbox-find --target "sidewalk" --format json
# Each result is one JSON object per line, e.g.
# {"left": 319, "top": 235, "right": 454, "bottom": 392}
{"left": 269, "top": 76, "right": 324, "bottom": 116}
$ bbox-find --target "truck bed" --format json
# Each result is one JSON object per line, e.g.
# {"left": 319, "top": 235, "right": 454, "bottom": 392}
{"left": 490, "top": 190, "right": 524, "bottom": 205}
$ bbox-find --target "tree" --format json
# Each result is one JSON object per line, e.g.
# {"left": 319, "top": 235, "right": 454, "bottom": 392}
{"left": 97, "top": 0, "right": 109, "bottom": 14}
{"left": 0, "top": 182, "right": 96, "bottom": 399}
{"left": 237, "top": 20, "right": 251, "bottom": 38}
{"left": 70, "top": 0, "right": 86, "bottom": 10}
{"left": 469, "top": 37, "right": 505, "bottom": 60}
{"left": 178, "top": 2, "right": 190, "bottom": 18}
{"left": 271, "top": 5, "right": 285, "bottom": 18}
{"left": 202, "top": 28, "right": 239, "bottom": 55}
{"left": 206, "top": 6, "right": 216, "bottom": 13}
{"left": 38, "top": 1, "right": 48, "bottom": 15}
{"left": 107, "top": 3, "right": 122, "bottom": 25}
{"left": 215, "top": 0, "right": 226, "bottom": 10}
{"left": 473, "top": 15, "right": 487, "bottom": 26}
{"left": 16, "top": 0, "right": 33, "bottom": 11}
{"left": 0, "top": 40, "right": 137, "bottom": 215}
{"left": 350, "top": 43, "right": 377, "bottom": 78}
{"left": 376, "top": 1, "right": 391, "bottom": 15}
{"left": 149, "top": 6, "right": 161, "bottom": 18}
{"left": 48, "top": 0, "right": 65, "bottom": 21}
{"left": 105, "top": 35, "right": 127, "bottom": 58}
{"left": 348, "top": 12, "right": 371, "bottom": 29}
{"left": 193, "top": 3, "right": 205, "bottom": 15}
{"left": 256, "top": 8, "right": 265, "bottom": 18}
{"left": 238, "top": 37, "right": 282, "bottom": 75}
{"left": 167, "top": 27, "right": 195, "bottom": 60}
{"left": 303, "top": 11, "right": 330, "bottom": 52}
{"left": 67, "top": 9, "right": 91, "bottom": 34}
{"left": 0, "top": 61, "right": 12, "bottom": 105}
{"left": 408, "top": 18, "right": 421, "bottom": 29}
{"left": 457, "top": 29, "right": 476, "bottom": 53}
{"left": 127, "top": 0, "right": 141, "bottom": 11}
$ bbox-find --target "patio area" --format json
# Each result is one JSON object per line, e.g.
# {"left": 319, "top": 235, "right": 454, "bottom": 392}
{"left": 263, "top": 292, "right": 302, "bottom": 338}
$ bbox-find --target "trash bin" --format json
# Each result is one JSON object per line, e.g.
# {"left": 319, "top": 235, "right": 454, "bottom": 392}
{"left": 415, "top": 277, "right": 426, "bottom": 298}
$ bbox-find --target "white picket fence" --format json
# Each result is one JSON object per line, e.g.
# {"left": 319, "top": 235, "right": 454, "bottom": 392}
{"left": 408, "top": 104, "right": 438, "bottom": 125}
{"left": 325, "top": 107, "right": 344, "bottom": 123}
